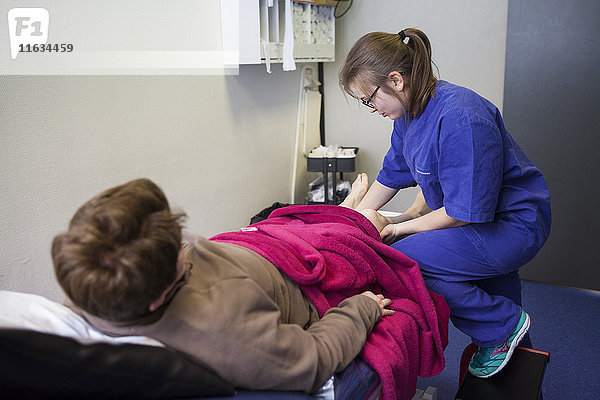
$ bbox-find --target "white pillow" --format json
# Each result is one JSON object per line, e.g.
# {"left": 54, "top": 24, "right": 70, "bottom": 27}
{"left": 0, "top": 290, "right": 163, "bottom": 347}
{"left": 0, "top": 290, "right": 340, "bottom": 399}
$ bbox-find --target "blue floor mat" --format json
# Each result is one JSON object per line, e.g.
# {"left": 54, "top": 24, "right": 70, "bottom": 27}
{"left": 417, "top": 280, "right": 600, "bottom": 400}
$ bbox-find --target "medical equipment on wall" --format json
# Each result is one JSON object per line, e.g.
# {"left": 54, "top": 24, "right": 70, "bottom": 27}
{"left": 290, "top": 66, "right": 358, "bottom": 204}
{"left": 239, "top": 1, "right": 336, "bottom": 70}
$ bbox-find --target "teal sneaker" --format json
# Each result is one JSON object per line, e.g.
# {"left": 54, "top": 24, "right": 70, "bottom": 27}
{"left": 468, "top": 310, "right": 530, "bottom": 378}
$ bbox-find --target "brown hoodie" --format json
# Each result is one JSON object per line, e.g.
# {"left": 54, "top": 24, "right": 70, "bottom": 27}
{"left": 76, "top": 235, "right": 381, "bottom": 393}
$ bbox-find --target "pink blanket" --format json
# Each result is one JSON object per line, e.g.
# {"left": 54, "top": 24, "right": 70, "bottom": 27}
{"left": 210, "top": 205, "right": 449, "bottom": 400}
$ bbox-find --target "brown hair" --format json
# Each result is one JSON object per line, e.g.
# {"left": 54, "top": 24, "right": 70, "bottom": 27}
{"left": 339, "top": 28, "right": 437, "bottom": 118}
{"left": 52, "top": 178, "right": 186, "bottom": 322}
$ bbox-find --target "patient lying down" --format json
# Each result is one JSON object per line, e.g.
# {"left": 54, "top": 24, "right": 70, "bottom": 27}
{"left": 52, "top": 177, "right": 448, "bottom": 400}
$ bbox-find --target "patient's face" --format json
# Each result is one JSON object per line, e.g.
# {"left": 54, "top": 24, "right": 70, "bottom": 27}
{"left": 148, "top": 246, "right": 187, "bottom": 312}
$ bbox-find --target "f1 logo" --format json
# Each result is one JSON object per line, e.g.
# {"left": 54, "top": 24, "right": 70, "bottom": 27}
{"left": 7, "top": 8, "right": 49, "bottom": 59}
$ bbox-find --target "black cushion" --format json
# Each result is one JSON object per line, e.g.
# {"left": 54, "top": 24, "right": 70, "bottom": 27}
{"left": 0, "top": 328, "right": 235, "bottom": 399}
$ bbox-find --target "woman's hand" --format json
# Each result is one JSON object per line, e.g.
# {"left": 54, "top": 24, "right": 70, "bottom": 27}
{"left": 360, "top": 291, "right": 395, "bottom": 317}
{"left": 359, "top": 209, "right": 411, "bottom": 244}
{"left": 359, "top": 209, "right": 390, "bottom": 233}
{"left": 380, "top": 223, "right": 409, "bottom": 245}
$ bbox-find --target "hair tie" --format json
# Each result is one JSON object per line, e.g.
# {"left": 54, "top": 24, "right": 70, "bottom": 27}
{"left": 398, "top": 30, "right": 407, "bottom": 42}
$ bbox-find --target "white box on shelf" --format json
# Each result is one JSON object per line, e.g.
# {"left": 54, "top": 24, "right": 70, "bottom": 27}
{"left": 239, "top": 0, "right": 335, "bottom": 65}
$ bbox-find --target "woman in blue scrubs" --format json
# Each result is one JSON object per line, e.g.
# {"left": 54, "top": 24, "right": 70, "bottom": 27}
{"left": 339, "top": 29, "right": 551, "bottom": 378}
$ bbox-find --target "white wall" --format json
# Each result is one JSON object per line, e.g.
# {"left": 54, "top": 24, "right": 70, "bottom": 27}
{"left": 323, "top": 0, "right": 509, "bottom": 212}
{"left": 0, "top": 66, "right": 301, "bottom": 301}
{"left": 1, "top": 0, "right": 509, "bottom": 301}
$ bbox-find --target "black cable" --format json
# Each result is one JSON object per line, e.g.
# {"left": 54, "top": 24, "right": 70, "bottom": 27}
{"left": 334, "top": 0, "right": 353, "bottom": 18}
{"left": 318, "top": 62, "right": 326, "bottom": 146}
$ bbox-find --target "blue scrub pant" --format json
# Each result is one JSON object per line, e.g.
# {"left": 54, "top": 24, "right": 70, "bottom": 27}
{"left": 392, "top": 216, "right": 543, "bottom": 347}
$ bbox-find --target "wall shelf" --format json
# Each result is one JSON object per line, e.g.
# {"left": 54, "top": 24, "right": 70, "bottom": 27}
{"left": 239, "top": 0, "right": 335, "bottom": 66}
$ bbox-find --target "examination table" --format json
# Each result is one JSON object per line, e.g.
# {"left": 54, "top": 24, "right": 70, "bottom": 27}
{"left": 0, "top": 290, "right": 381, "bottom": 400}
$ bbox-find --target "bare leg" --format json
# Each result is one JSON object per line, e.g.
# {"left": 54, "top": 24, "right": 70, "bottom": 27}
{"left": 359, "top": 208, "right": 390, "bottom": 233}
{"left": 340, "top": 173, "right": 369, "bottom": 209}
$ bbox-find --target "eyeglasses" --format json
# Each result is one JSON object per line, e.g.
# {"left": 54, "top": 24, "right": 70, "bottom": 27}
{"left": 361, "top": 86, "right": 380, "bottom": 109}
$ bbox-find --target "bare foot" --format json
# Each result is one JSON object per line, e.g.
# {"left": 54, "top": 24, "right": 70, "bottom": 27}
{"left": 340, "top": 173, "right": 369, "bottom": 209}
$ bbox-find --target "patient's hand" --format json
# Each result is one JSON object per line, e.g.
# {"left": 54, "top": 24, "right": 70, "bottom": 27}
{"left": 360, "top": 291, "right": 395, "bottom": 317}
{"left": 359, "top": 209, "right": 389, "bottom": 233}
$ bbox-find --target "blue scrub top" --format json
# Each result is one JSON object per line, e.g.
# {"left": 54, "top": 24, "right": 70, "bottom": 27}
{"left": 377, "top": 81, "right": 550, "bottom": 235}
